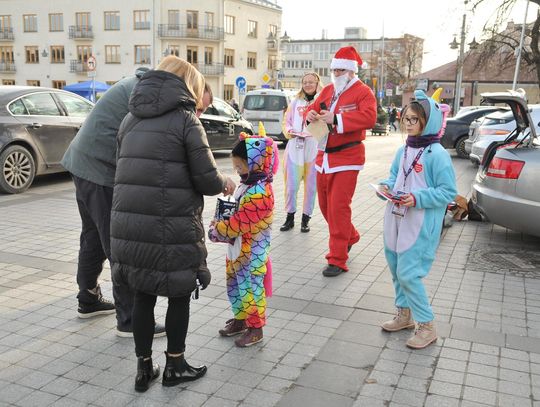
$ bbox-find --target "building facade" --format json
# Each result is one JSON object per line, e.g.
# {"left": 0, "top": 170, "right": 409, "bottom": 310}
{"left": 281, "top": 29, "right": 423, "bottom": 106}
{"left": 0, "top": 0, "right": 282, "bottom": 101}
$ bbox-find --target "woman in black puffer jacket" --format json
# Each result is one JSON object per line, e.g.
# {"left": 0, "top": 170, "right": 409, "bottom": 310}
{"left": 110, "top": 56, "right": 233, "bottom": 392}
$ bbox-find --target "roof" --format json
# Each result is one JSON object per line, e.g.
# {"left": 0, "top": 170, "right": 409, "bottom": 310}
{"left": 0, "top": 85, "right": 65, "bottom": 101}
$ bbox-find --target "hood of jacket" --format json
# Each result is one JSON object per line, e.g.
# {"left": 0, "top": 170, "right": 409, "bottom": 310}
{"left": 128, "top": 70, "right": 196, "bottom": 119}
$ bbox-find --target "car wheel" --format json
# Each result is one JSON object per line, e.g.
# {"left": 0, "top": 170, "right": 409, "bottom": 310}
{"left": 455, "top": 136, "right": 469, "bottom": 159}
{"left": 0, "top": 145, "right": 36, "bottom": 194}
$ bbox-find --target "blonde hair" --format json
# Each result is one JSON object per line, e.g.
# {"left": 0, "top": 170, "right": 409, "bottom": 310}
{"left": 157, "top": 55, "right": 205, "bottom": 110}
{"left": 297, "top": 72, "right": 322, "bottom": 99}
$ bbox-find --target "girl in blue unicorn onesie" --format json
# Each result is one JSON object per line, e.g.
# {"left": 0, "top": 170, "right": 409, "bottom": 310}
{"left": 377, "top": 89, "right": 456, "bottom": 349}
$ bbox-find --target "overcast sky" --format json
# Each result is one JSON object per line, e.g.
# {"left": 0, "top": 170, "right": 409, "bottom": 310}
{"left": 278, "top": 0, "right": 538, "bottom": 72}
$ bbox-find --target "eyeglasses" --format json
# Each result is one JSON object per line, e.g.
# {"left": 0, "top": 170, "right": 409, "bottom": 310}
{"left": 404, "top": 117, "right": 419, "bottom": 125}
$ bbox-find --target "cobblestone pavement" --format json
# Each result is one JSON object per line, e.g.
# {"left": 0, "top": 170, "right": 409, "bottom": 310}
{"left": 1, "top": 132, "right": 539, "bottom": 407}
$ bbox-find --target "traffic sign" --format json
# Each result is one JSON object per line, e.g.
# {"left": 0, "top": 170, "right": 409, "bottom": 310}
{"left": 262, "top": 73, "right": 271, "bottom": 84}
{"left": 378, "top": 90, "right": 384, "bottom": 98}
{"left": 239, "top": 87, "right": 246, "bottom": 95}
{"left": 87, "top": 56, "right": 96, "bottom": 71}
{"left": 386, "top": 89, "right": 393, "bottom": 96}
{"left": 235, "top": 76, "right": 246, "bottom": 89}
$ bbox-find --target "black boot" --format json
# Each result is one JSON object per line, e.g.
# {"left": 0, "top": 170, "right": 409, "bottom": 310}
{"left": 134, "top": 357, "right": 160, "bottom": 392}
{"left": 301, "top": 214, "right": 311, "bottom": 233}
{"left": 162, "top": 352, "right": 207, "bottom": 387}
{"left": 280, "top": 213, "right": 295, "bottom": 231}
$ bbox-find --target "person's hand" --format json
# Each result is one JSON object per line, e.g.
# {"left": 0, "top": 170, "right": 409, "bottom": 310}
{"left": 306, "top": 110, "right": 319, "bottom": 122}
{"left": 397, "top": 193, "right": 415, "bottom": 207}
{"left": 319, "top": 109, "right": 335, "bottom": 124}
{"left": 223, "top": 177, "right": 236, "bottom": 196}
{"left": 196, "top": 270, "right": 211, "bottom": 290}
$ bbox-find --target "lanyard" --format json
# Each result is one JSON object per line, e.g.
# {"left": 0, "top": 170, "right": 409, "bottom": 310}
{"left": 402, "top": 146, "right": 424, "bottom": 188}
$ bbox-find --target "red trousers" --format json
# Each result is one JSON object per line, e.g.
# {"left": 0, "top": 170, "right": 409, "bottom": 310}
{"left": 317, "top": 170, "right": 360, "bottom": 270}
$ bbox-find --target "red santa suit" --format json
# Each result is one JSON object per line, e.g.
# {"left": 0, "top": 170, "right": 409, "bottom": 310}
{"left": 306, "top": 50, "right": 377, "bottom": 272}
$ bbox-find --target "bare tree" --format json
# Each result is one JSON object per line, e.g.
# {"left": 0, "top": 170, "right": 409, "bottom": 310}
{"left": 473, "top": 0, "right": 540, "bottom": 91}
{"left": 384, "top": 35, "right": 424, "bottom": 92}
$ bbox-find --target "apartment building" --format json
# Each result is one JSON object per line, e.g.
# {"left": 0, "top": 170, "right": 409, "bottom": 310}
{"left": 0, "top": 0, "right": 282, "bottom": 100}
{"left": 281, "top": 29, "right": 423, "bottom": 105}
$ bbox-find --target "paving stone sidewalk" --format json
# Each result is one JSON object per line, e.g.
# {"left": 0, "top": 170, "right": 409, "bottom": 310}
{"left": 1, "top": 132, "right": 539, "bottom": 407}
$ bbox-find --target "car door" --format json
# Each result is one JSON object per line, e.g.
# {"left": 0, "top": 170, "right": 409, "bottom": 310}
{"left": 200, "top": 105, "right": 229, "bottom": 150}
{"left": 11, "top": 92, "right": 74, "bottom": 167}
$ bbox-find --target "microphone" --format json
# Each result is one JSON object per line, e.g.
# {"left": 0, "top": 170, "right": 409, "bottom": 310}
{"left": 319, "top": 102, "right": 334, "bottom": 133}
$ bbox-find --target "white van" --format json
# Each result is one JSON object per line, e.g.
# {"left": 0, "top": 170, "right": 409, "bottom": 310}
{"left": 241, "top": 89, "right": 294, "bottom": 141}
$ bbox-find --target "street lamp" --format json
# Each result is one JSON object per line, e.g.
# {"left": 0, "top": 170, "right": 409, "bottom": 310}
{"left": 449, "top": 0, "right": 478, "bottom": 115}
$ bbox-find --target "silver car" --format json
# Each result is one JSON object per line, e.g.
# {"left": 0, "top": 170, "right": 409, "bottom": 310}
{"left": 471, "top": 91, "right": 540, "bottom": 237}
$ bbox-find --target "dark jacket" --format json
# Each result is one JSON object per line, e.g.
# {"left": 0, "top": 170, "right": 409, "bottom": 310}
{"left": 110, "top": 70, "right": 225, "bottom": 297}
{"left": 61, "top": 67, "right": 149, "bottom": 187}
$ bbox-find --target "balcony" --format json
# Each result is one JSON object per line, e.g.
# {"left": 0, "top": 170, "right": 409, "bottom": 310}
{"left": 192, "top": 63, "right": 224, "bottom": 76}
{"left": 70, "top": 60, "right": 88, "bottom": 73}
{"left": 0, "top": 62, "right": 16, "bottom": 72}
{"left": 0, "top": 28, "right": 14, "bottom": 41}
{"left": 158, "top": 24, "right": 224, "bottom": 41}
{"left": 69, "top": 25, "right": 94, "bottom": 39}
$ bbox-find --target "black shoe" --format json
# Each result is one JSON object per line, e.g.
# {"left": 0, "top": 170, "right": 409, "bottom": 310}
{"left": 77, "top": 285, "right": 115, "bottom": 319}
{"left": 280, "top": 213, "right": 295, "bottom": 232}
{"left": 322, "top": 264, "right": 346, "bottom": 277}
{"left": 117, "top": 323, "right": 167, "bottom": 338}
{"left": 135, "top": 357, "right": 160, "bottom": 392}
{"left": 162, "top": 352, "right": 207, "bottom": 387}
{"left": 301, "top": 214, "right": 311, "bottom": 233}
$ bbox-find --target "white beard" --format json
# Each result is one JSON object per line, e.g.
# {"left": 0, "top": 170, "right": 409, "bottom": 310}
{"left": 332, "top": 74, "right": 350, "bottom": 94}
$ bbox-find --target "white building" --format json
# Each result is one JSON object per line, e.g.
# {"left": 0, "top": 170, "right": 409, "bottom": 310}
{"left": 0, "top": 0, "right": 282, "bottom": 101}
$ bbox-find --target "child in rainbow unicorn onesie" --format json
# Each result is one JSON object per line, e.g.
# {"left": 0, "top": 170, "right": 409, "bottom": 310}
{"left": 279, "top": 72, "right": 322, "bottom": 233}
{"left": 377, "top": 90, "right": 456, "bottom": 349}
{"left": 208, "top": 124, "right": 278, "bottom": 347}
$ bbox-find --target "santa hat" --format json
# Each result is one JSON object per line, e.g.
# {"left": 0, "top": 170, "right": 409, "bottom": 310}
{"left": 330, "top": 46, "right": 363, "bottom": 73}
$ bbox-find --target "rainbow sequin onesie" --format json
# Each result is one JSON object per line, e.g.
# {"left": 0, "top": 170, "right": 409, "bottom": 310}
{"left": 209, "top": 128, "right": 277, "bottom": 328}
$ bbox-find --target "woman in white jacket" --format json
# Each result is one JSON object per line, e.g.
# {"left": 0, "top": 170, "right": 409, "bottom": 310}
{"left": 280, "top": 72, "right": 322, "bottom": 233}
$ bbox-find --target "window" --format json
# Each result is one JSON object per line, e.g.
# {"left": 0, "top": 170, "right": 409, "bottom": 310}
{"left": 247, "top": 52, "right": 256, "bottom": 69}
{"left": 168, "top": 45, "right": 180, "bottom": 57}
{"left": 105, "top": 45, "right": 120, "bottom": 63}
{"left": 223, "top": 85, "right": 234, "bottom": 101}
{"left": 76, "top": 12, "right": 91, "bottom": 28}
{"left": 77, "top": 45, "right": 93, "bottom": 63}
{"left": 187, "top": 46, "right": 198, "bottom": 64}
{"left": 206, "top": 98, "right": 237, "bottom": 118}
{"left": 0, "top": 46, "right": 14, "bottom": 62}
{"left": 268, "top": 55, "right": 277, "bottom": 71}
{"left": 133, "top": 10, "right": 150, "bottom": 30}
{"left": 168, "top": 10, "right": 179, "bottom": 28}
{"left": 104, "top": 11, "right": 120, "bottom": 30}
{"left": 26, "top": 80, "right": 42, "bottom": 87}
{"left": 224, "top": 15, "right": 235, "bottom": 34}
{"left": 224, "top": 49, "right": 234, "bottom": 67}
{"left": 204, "top": 47, "right": 213, "bottom": 65}
{"left": 315, "top": 67, "right": 329, "bottom": 77}
{"left": 248, "top": 20, "right": 257, "bottom": 38}
{"left": 50, "top": 46, "right": 65, "bottom": 63}
{"left": 187, "top": 11, "right": 198, "bottom": 30}
{"left": 56, "top": 93, "right": 93, "bottom": 117}
{"left": 134, "top": 45, "right": 151, "bottom": 64}
{"left": 52, "top": 80, "right": 65, "bottom": 89}
{"left": 2, "top": 79, "right": 15, "bottom": 85}
{"left": 269, "top": 24, "right": 277, "bottom": 37}
{"left": 243, "top": 94, "right": 287, "bottom": 111}
{"left": 22, "top": 93, "right": 61, "bottom": 115}
{"left": 23, "top": 14, "right": 38, "bottom": 32}
{"left": 49, "top": 13, "right": 63, "bottom": 31}
{"left": 0, "top": 15, "right": 12, "bottom": 30}
{"left": 205, "top": 12, "right": 214, "bottom": 29}
{"left": 25, "top": 46, "right": 39, "bottom": 63}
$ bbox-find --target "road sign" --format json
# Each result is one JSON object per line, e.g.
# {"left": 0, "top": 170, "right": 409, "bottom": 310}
{"left": 378, "top": 90, "right": 384, "bottom": 98}
{"left": 239, "top": 87, "right": 246, "bottom": 95}
{"left": 235, "top": 76, "right": 246, "bottom": 89}
{"left": 386, "top": 89, "right": 393, "bottom": 96}
{"left": 87, "top": 56, "right": 96, "bottom": 71}
{"left": 87, "top": 71, "right": 97, "bottom": 78}
{"left": 262, "top": 73, "right": 271, "bottom": 84}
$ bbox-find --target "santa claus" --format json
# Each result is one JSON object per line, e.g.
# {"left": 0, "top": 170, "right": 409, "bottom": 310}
{"left": 305, "top": 46, "right": 377, "bottom": 277}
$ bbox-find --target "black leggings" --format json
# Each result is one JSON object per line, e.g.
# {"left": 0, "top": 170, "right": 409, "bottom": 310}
{"left": 133, "top": 291, "right": 191, "bottom": 358}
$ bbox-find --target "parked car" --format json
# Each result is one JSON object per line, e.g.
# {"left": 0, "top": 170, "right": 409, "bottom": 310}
{"left": 441, "top": 106, "right": 503, "bottom": 158}
{"left": 199, "top": 97, "right": 253, "bottom": 150}
{"left": 0, "top": 85, "right": 94, "bottom": 194}
{"left": 471, "top": 91, "right": 540, "bottom": 237}
{"left": 467, "top": 105, "right": 540, "bottom": 165}
{"left": 241, "top": 88, "right": 293, "bottom": 142}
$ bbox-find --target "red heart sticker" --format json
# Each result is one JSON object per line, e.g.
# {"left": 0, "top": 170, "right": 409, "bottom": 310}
{"left": 414, "top": 163, "right": 423, "bottom": 173}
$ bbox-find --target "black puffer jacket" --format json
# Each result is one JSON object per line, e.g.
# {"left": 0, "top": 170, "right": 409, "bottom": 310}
{"left": 110, "top": 70, "right": 225, "bottom": 297}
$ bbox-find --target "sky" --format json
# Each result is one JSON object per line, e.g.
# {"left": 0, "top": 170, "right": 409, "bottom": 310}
{"left": 277, "top": 0, "right": 539, "bottom": 72}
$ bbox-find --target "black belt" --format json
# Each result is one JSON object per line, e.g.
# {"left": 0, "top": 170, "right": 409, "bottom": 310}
{"left": 325, "top": 141, "right": 361, "bottom": 154}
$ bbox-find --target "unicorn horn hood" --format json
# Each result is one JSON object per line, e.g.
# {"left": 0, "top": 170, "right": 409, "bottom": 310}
{"left": 412, "top": 89, "right": 444, "bottom": 137}
{"left": 239, "top": 122, "right": 279, "bottom": 176}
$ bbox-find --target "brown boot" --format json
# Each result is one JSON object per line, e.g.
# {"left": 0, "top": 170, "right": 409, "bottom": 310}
{"left": 381, "top": 308, "right": 415, "bottom": 332}
{"left": 218, "top": 318, "right": 247, "bottom": 337}
{"left": 406, "top": 321, "right": 437, "bottom": 349}
{"left": 234, "top": 327, "right": 263, "bottom": 347}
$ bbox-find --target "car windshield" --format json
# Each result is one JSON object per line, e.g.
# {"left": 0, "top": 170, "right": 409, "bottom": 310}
{"left": 243, "top": 95, "right": 287, "bottom": 111}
